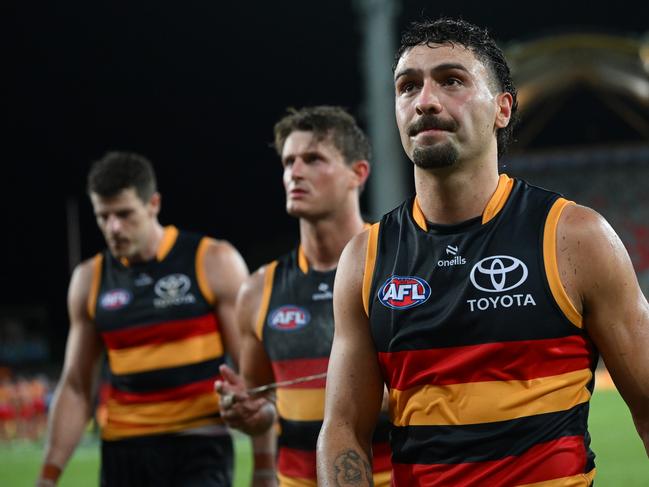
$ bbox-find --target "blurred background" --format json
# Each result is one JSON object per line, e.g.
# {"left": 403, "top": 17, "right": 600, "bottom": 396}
{"left": 3, "top": 0, "right": 649, "bottom": 485}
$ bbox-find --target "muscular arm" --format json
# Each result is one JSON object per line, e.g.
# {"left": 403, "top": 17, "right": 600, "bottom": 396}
{"left": 39, "top": 261, "right": 104, "bottom": 483}
{"left": 317, "top": 231, "right": 385, "bottom": 486}
{"left": 216, "top": 267, "right": 278, "bottom": 486}
{"left": 202, "top": 239, "right": 249, "bottom": 366}
{"left": 558, "top": 205, "right": 649, "bottom": 455}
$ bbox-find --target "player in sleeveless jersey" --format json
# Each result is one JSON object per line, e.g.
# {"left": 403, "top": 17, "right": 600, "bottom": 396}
{"left": 318, "top": 18, "right": 649, "bottom": 486}
{"left": 215, "top": 106, "right": 392, "bottom": 486}
{"left": 38, "top": 152, "right": 248, "bottom": 486}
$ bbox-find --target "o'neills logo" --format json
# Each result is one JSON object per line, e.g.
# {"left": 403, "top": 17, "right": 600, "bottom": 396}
{"left": 378, "top": 275, "right": 431, "bottom": 310}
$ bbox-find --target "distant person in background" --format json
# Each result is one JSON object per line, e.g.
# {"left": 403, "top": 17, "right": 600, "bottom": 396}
{"left": 215, "top": 106, "right": 392, "bottom": 486}
{"left": 38, "top": 152, "right": 248, "bottom": 486}
{"left": 317, "top": 18, "right": 649, "bottom": 486}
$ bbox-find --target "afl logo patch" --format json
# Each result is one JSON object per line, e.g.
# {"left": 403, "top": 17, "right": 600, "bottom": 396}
{"left": 378, "top": 276, "right": 431, "bottom": 309}
{"left": 99, "top": 289, "right": 131, "bottom": 310}
{"left": 268, "top": 305, "right": 311, "bottom": 331}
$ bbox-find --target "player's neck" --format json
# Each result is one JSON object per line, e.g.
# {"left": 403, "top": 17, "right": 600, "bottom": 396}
{"left": 414, "top": 162, "right": 500, "bottom": 225}
{"left": 299, "top": 207, "right": 365, "bottom": 272}
{"left": 131, "top": 221, "right": 165, "bottom": 263}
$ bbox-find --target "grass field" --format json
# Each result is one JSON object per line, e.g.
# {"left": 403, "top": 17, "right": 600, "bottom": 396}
{"left": 1, "top": 390, "right": 646, "bottom": 486}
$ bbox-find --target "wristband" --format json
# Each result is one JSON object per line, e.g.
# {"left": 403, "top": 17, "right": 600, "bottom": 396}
{"left": 252, "top": 468, "right": 276, "bottom": 479}
{"left": 40, "top": 463, "right": 62, "bottom": 483}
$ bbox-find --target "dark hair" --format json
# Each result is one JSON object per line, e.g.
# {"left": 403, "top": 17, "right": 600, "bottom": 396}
{"left": 273, "top": 106, "right": 371, "bottom": 164}
{"left": 394, "top": 18, "right": 518, "bottom": 157}
{"left": 87, "top": 151, "right": 157, "bottom": 202}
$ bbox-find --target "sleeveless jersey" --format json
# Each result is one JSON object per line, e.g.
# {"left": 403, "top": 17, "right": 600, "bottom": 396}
{"left": 257, "top": 247, "right": 392, "bottom": 487}
{"left": 365, "top": 175, "right": 598, "bottom": 486}
{"left": 89, "top": 226, "right": 227, "bottom": 441}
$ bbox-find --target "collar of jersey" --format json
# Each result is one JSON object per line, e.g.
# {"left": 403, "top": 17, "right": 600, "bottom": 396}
{"left": 119, "top": 225, "right": 179, "bottom": 267}
{"left": 297, "top": 222, "right": 371, "bottom": 274}
{"left": 412, "top": 174, "right": 514, "bottom": 231}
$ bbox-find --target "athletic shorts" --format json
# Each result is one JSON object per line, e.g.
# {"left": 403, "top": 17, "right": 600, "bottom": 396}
{"left": 101, "top": 433, "right": 233, "bottom": 487}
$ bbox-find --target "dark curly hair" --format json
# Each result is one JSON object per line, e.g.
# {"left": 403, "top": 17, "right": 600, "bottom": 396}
{"left": 87, "top": 151, "right": 157, "bottom": 202}
{"left": 273, "top": 106, "right": 371, "bottom": 165}
{"left": 394, "top": 18, "right": 518, "bottom": 157}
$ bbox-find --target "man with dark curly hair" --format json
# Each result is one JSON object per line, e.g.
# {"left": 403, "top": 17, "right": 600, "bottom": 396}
{"left": 318, "top": 18, "right": 649, "bottom": 486}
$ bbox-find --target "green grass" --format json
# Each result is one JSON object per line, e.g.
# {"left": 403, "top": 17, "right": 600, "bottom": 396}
{"left": 1, "top": 391, "right": 646, "bottom": 486}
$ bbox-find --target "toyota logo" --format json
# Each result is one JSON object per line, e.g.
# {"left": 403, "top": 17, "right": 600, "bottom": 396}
{"left": 154, "top": 273, "right": 191, "bottom": 299}
{"left": 469, "top": 255, "right": 528, "bottom": 293}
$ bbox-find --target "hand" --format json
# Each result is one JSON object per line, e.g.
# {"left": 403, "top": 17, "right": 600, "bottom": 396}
{"left": 215, "top": 364, "right": 275, "bottom": 434}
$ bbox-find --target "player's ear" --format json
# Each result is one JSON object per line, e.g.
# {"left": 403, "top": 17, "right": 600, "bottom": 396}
{"left": 148, "top": 192, "right": 161, "bottom": 217}
{"left": 349, "top": 160, "right": 370, "bottom": 190}
{"left": 495, "top": 92, "right": 512, "bottom": 129}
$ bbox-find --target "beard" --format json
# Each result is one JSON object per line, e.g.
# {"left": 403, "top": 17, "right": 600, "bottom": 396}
{"left": 412, "top": 142, "right": 459, "bottom": 169}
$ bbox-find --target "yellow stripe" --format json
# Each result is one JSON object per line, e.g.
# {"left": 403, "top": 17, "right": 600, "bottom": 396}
{"left": 255, "top": 261, "right": 279, "bottom": 341}
{"left": 373, "top": 470, "right": 392, "bottom": 487}
{"left": 298, "top": 245, "right": 309, "bottom": 274}
{"left": 412, "top": 198, "right": 427, "bottom": 230}
{"left": 390, "top": 368, "right": 592, "bottom": 426}
{"left": 543, "top": 198, "right": 582, "bottom": 328}
{"left": 195, "top": 237, "right": 216, "bottom": 305}
{"left": 107, "top": 332, "right": 223, "bottom": 375}
{"left": 87, "top": 253, "right": 103, "bottom": 320}
{"left": 482, "top": 174, "right": 514, "bottom": 224}
{"left": 276, "top": 388, "right": 325, "bottom": 421}
{"left": 156, "top": 225, "right": 179, "bottom": 261}
{"left": 102, "top": 416, "right": 221, "bottom": 440}
{"left": 362, "top": 223, "right": 380, "bottom": 317}
{"left": 277, "top": 473, "right": 316, "bottom": 487}
{"left": 516, "top": 468, "right": 595, "bottom": 486}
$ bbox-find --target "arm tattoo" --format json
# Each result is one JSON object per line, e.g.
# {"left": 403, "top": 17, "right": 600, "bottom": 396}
{"left": 333, "top": 449, "right": 373, "bottom": 486}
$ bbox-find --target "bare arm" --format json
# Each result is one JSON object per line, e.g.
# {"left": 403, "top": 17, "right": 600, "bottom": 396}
{"left": 215, "top": 267, "right": 278, "bottom": 486}
{"left": 558, "top": 205, "right": 649, "bottom": 455}
{"left": 317, "top": 231, "right": 385, "bottom": 486}
{"left": 38, "top": 261, "right": 104, "bottom": 484}
{"left": 203, "top": 239, "right": 249, "bottom": 366}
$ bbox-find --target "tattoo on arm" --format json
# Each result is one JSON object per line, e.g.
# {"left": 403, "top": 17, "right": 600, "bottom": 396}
{"left": 333, "top": 449, "right": 373, "bottom": 486}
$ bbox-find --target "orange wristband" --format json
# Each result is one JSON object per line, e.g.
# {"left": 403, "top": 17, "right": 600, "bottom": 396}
{"left": 40, "top": 464, "right": 62, "bottom": 482}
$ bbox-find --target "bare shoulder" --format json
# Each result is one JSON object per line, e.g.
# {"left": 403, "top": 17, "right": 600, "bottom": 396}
{"left": 235, "top": 264, "right": 271, "bottom": 328}
{"left": 337, "top": 228, "right": 371, "bottom": 282}
{"left": 68, "top": 257, "right": 99, "bottom": 316}
{"left": 557, "top": 203, "right": 636, "bottom": 312}
{"left": 202, "top": 238, "right": 247, "bottom": 271}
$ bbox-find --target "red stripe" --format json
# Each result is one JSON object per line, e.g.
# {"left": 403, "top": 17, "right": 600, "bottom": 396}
{"left": 372, "top": 441, "right": 392, "bottom": 473}
{"left": 379, "top": 336, "right": 593, "bottom": 389}
{"left": 392, "top": 435, "right": 587, "bottom": 486}
{"left": 102, "top": 314, "right": 219, "bottom": 350}
{"left": 278, "top": 447, "right": 316, "bottom": 480}
{"left": 109, "top": 378, "right": 219, "bottom": 404}
{"left": 271, "top": 357, "right": 328, "bottom": 388}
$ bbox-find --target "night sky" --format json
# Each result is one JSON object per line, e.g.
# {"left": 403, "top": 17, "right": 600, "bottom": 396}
{"left": 5, "top": 0, "right": 648, "bottom": 361}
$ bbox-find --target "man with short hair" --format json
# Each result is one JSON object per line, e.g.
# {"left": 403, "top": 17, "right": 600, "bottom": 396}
{"left": 38, "top": 152, "right": 248, "bottom": 486}
{"left": 317, "top": 18, "right": 649, "bottom": 486}
{"left": 216, "top": 106, "right": 391, "bottom": 486}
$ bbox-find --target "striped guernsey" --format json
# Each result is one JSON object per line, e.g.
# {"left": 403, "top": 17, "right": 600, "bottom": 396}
{"left": 257, "top": 247, "right": 392, "bottom": 487}
{"left": 89, "top": 226, "right": 226, "bottom": 441}
{"left": 365, "top": 174, "right": 598, "bottom": 486}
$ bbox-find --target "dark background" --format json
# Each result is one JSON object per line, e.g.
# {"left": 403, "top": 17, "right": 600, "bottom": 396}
{"left": 4, "top": 0, "right": 648, "bottom": 363}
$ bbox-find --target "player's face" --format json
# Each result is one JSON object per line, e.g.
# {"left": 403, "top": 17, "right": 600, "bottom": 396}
{"left": 90, "top": 187, "right": 159, "bottom": 260}
{"left": 394, "top": 43, "right": 509, "bottom": 169}
{"left": 281, "top": 131, "right": 357, "bottom": 219}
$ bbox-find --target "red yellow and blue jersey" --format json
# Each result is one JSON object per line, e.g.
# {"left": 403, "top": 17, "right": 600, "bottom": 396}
{"left": 89, "top": 226, "right": 227, "bottom": 441}
{"left": 365, "top": 175, "right": 598, "bottom": 486}
{"left": 257, "top": 247, "right": 392, "bottom": 487}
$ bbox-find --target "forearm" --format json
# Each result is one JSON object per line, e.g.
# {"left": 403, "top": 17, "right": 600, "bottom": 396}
{"left": 631, "top": 413, "right": 649, "bottom": 457}
{"left": 251, "top": 427, "right": 277, "bottom": 486}
{"left": 317, "top": 423, "right": 374, "bottom": 487}
{"left": 42, "top": 383, "right": 94, "bottom": 470}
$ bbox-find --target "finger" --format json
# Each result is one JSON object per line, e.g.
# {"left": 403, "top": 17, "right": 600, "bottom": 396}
{"left": 219, "top": 364, "right": 244, "bottom": 387}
